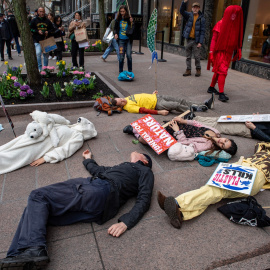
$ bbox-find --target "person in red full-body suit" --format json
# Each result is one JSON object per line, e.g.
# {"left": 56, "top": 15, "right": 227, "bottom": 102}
{"left": 207, "top": 5, "right": 243, "bottom": 102}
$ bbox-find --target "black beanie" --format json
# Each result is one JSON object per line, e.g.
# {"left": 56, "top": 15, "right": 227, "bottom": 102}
{"left": 142, "top": 154, "right": 152, "bottom": 169}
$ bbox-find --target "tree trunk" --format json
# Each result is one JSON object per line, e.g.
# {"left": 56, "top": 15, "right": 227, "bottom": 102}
{"left": 13, "top": 0, "right": 40, "bottom": 86}
{"left": 98, "top": 0, "right": 106, "bottom": 50}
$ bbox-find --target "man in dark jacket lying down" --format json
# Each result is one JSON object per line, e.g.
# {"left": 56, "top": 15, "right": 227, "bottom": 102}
{"left": 1, "top": 150, "right": 154, "bottom": 268}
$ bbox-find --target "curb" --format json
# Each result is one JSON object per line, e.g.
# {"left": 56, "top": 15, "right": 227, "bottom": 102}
{"left": 0, "top": 71, "right": 124, "bottom": 117}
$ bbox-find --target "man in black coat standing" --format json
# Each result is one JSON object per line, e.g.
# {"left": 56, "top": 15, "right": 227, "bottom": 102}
{"left": 7, "top": 11, "right": 21, "bottom": 57}
{"left": 0, "top": 13, "right": 13, "bottom": 61}
{"left": 0, "top": 149, "right": 154, "bottom": 268}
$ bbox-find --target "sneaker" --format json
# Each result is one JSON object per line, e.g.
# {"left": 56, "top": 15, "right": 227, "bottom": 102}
{"left": 192, "top": 104, "right": 208, "bottom": 112}
{"left": 11, "top": 49, "right": 17, "bottom": 52}
{"left": 183, "top": 69, "right": 191, "bottom": 76}
{"left": 195, "top": 68, "right": 201, "bottom": 77}
{"left": 48, "top": 56, "right": 52, "bottom": 60}
{"left": 204, "top": 93, "right": 215, "bottom": 109}
{"left": 218, "top": 93, "right": 229, "bottom": 102}
{"left": 1, "top": 246, "right": 49, "bottom": 268}
{"left": 53, "top": 56, "right": 57, "bottom": 60}
{"left": 4, "top": 52, "right": 7, "bottom": 55}
{"left": 123, "top": 125, "right": 134, "bottom": 135}
{"left": 100, "top": 56, "right": 106, "bottom": 62}
{"left": 8, "top": 57, "right": 13, "bottom": 60}
{"left": 1, "top": 58, "right": 4, "bottom": 61}
{"left": 207, "top": 86, "right": 219, "bottom": 94}
{"left": 18, "top": 54, "right": 22, "bottom": 57}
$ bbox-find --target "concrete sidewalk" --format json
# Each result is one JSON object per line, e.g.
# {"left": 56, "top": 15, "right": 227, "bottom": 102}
{"left": 0, "top": 45, "right": 270, "bottom": 270}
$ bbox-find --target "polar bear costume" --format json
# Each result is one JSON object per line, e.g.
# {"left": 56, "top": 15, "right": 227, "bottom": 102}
{"left": 0, "top": 116, "right": 97, "bottom": 175}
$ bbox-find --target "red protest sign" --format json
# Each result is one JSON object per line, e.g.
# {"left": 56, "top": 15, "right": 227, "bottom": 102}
{"left": 131, "top": 114, "right": 177, "bottom": 154}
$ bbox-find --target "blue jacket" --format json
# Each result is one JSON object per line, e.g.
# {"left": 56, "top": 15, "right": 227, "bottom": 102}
{"left": 180, "top": 1, "right": 205, "bottom": 44}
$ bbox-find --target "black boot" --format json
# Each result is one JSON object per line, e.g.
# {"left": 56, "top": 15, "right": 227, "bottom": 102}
{"left": 207, "top": 86, "right": 219, "bottom": 94}
{"left": 218, "top": 93, "right": 229, "bottom": 102}
{"left": 123, "top": 125, "right": 134, "bottom": 135}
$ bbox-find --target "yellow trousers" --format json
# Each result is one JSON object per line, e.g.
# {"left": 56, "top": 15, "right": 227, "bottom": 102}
{"left": 175, "top": 162, "right": 266, "bottom": 221}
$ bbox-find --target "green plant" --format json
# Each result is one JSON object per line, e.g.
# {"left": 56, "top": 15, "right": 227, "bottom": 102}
{"left": 53, "top": 82, "right": 62, "bottom": 98}
{"left": 40, "top": 82, "right": 50, "bottom": 98}
{"left": 89, "top": 75, "right": 96, "bottom": 90}
{"left": 65, "top": 83, "right": 74, "bottom": 97}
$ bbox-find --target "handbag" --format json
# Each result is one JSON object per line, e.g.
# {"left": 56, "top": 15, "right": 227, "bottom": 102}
{"left": 102, "top": 27, "right": 114, "bottom": 45}
{"left": 218, "top": 196, "right": 270, "bottom": 227}
{"left": 126, "top": 23, "right": 134, "bottom": 38}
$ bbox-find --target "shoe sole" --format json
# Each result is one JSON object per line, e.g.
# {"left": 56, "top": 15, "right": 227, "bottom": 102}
{"left": 1, "top": 257, "right": 50, "bottom": 268}
{"left": 164, "top": 197, "right": 182, "bottom": 229}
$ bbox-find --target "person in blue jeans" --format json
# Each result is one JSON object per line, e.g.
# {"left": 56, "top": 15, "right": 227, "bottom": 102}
{"left": 114, "top": 5, "right": 135, "bottom": 73}
{"left": 7, "top": 11, "right": 21, "bottom": 57}
{"left": 30, "top": 7, "right": 54, "bottom": 71}
{"left": 101, "top": 19, "right": 119, "bottom": 61}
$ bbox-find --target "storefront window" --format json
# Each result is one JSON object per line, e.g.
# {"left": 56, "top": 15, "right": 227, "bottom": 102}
{"left": 242, "top": 0, "right": 270, "bottom": 64}
{"left": 170, "top": 1, "right": 181, "bottom": 45}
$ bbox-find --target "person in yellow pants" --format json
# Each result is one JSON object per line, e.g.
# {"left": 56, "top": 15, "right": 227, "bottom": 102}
{"left": 157, "top": 142, "right": 270, "bottom": 229}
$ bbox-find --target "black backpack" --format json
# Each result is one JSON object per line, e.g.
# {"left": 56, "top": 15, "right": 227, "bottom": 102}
{"left": 218, "top": 196, "right": 270, "bottom": 227}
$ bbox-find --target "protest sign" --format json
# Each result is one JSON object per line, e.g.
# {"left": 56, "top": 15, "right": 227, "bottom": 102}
{"left": 218, "top": 114, "right": 270, "bottom": 122}
{"left": 206, "top": 163, "right": 257, "bottom": 195}
{"left": 131, "top": 114, "right": 177, "bottom": 154}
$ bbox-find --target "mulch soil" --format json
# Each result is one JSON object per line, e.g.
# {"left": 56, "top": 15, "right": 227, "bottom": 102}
{"left": 2, "top": 72, "right": 118, "bottom": 105}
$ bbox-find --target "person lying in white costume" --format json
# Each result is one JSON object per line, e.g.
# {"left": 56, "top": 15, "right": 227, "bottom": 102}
{"left": 0, "top": 111, "right": 97, "bottom": 175}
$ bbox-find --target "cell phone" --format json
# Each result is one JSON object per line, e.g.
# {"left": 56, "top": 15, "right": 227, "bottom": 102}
{"left": 75, "top": 19, "right": 78, "bottom": 22}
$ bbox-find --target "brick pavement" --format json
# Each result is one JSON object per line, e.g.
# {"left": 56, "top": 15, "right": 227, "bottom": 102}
{"left": 0, "top": 44, "right": 270, "bottom": 270}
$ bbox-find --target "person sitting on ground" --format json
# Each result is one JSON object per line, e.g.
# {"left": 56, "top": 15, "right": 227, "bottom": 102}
{"left": 112, "top": 90, "right": 214, "bottom": 116}
{"left": 157, "top": 141, "right": 270, "bottom": 229}
{"left": 0, "top": 150, "right": 154, "bottom": 268}
{"left": 191, "top": 115, "right": 270, "bottom": 142}
{"left": 123, "top": 116, "right": 237, "bottom": 159}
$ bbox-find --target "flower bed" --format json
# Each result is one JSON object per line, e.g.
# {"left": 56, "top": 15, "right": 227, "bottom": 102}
{"left": 0, "top": 62, "right": 118, "bottom": 105}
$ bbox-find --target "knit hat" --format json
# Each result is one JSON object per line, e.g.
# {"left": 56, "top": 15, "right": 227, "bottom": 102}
{"left": 168, "top": 143, "right": 195, "bottom": 161}
{"left": 142, "top": 154, "right": 152, "bottom": 169}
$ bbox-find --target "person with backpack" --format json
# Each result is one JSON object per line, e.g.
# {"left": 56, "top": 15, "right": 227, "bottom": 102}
{"left": 101, "top": 18, "right": 120, "bottom": 62}
{"left": 1, "top": 150, "right": 154, "bottom": 268}
{"left": 157, "top": 141, "right": 270, "bottom": 229}
{"left": 114, "top": 5, "right": 135, "bottom": 73}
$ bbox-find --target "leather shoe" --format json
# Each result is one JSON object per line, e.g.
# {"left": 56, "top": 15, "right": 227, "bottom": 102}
{"left": 1, "top": 246, "right": 49, "bottom": 267}
{"left": 164, "top": 196, "right": 183, "bottom": 229}
{"left": 157, "top": 191, "right": 166, "bottom": 210}
{"left": 207, "top": 86, "right": 219, "bottom": 94}
{"left": 204, "top": 93, "right": 215, "bottom": 109}
{"left": 123, "top": 125, "right": 134, "bottom": 135}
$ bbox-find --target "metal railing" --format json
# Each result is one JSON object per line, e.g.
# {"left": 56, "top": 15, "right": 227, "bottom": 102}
{"left": 62, "top": 3, "right": 90, "bottom": 24}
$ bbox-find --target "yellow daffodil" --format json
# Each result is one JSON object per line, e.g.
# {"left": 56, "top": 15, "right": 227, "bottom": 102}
{"left": 6, "top": 76, "right": 10, "bottom": 80}
{"left": 64, "top": 40, "right": 66, "bottom": 44}
{"left": 44, "top": 82, "right": 48, "bottom": 86}
{"left": 8, "top": 73, "right": 11, "bottom": 77}
{"left": 4, "top": 61, "right": 8, "bottom": 65}
{"left": 62, "top": 61, "right": 66, "bottom": 65}
{"left": 20, "top": 64, "right": 23, "bottom": 68}
{"left": 56, "top": 62, "right": 59, "bottom": 65}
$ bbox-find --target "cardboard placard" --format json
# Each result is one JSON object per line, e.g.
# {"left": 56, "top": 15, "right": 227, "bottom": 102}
{"left": 217, "top": 114, "right": 270, "bottom": 123}
{"left": 206, "top": 163, "right": 257, "bottom": 195}
{"left": 131, "top": 114, "right": 177, "bottom": 154}
{"left": 74, "top": 28, "right": 88, "bottom": 43}
{"left": 39, "top": 37, "right": 57, "bottom": 53}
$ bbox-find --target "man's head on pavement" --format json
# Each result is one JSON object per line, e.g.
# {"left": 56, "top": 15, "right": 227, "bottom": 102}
{"left": 38, "top": 7, "right": 45, "bottom": 18}
{"left": 192, "top": 2, "right": 200, "bottom": 14}
{"left": 130, "top": 152, "right": 152, "bottom": 169}
{"left": 112, "top": 98, "right": 127, "bottom": 107}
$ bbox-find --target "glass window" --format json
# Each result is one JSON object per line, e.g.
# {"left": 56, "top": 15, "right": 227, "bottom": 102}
{"left": 242, "top": 0, "right": 270, "bottom": 64}
{"left": 170, "top": 1, "right": 181, "bottom": 45}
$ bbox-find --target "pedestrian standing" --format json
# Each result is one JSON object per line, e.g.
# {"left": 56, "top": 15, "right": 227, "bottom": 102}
{"left": 101, "top": 18, "right": 120, "bottom": 62}
{"left": 114, "top": 5, "right": 135, "bottom": 73}
{"left": 47, "top": 13, "right": 56, "bottom": 60}
{"left": 207, "top": 6, "right": 243, "bottom": 102}
{"left": 7, "top": 11, "right": 21, "bottom": 57}
{"left": 30, "top": 7, "right": 55, "bottom": 71}
{"left": 180, "top": 0, "right": 205, "bottom": 77}
{"left": 0, "top": 13, "right": 13, "bottom": 61}
{"left": 53, "top": 15, "right": 65, "bottom": 61}
{"left": 68, "top": 11, "right": 86, "bottom": 68}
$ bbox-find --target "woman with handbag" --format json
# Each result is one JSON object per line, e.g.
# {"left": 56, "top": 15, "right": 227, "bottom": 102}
{"left": 47, "top": 13, "right": 56, "bottom": 60}
{"left": 68, "top": 11, "right": 86, "bottom": 68}
{"left": 53, "top": 15, "right": 65, "bottom": 61}
{"left": 101, "top": 18, "right": 120, "bottom": 62}
{"left": 114, "top": 5, "right": 135, "bottom": 73}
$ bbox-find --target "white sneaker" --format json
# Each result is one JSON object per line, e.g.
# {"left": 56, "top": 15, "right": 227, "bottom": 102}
{"left": 4, "top": 52, "right": 7, "bottom": 55}
{"left": 18, "top": 54, "right": 22, "bottom": 57}
{"left": 53, "top": 56, "right": 57, "bottom": 60}
{"left": 11, "top": 49, "right": 17, "bottom": 52}
{"left": 48, "top": 56, "right": 52, "bottom": 60}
